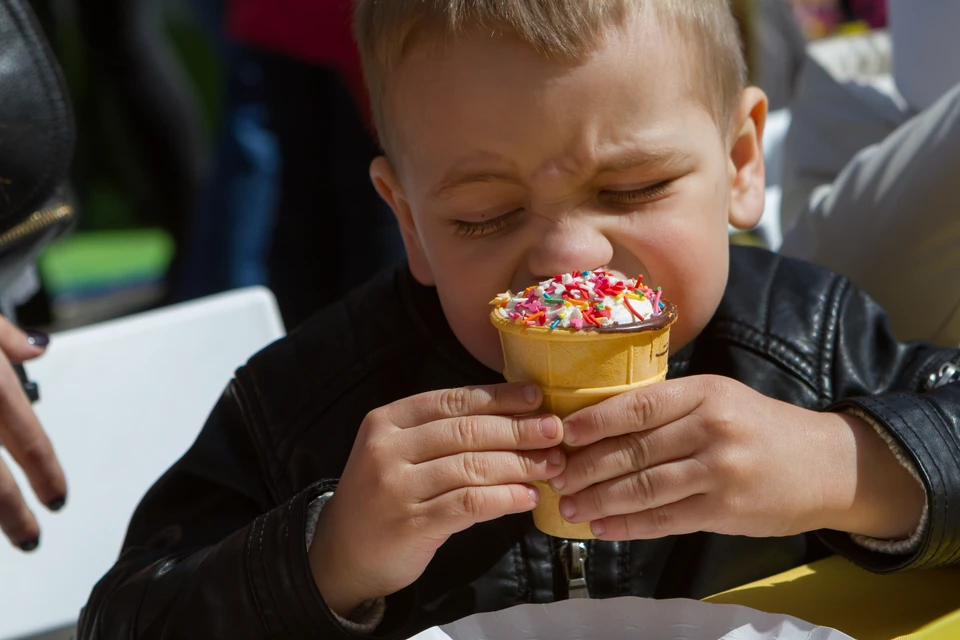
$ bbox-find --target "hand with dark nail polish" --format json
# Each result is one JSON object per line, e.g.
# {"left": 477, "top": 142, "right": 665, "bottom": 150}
{"left": 25, "top": 330, "right": 50, "bottom": 348}
{"left": 0, "top": 315, "right": 67, "bottom": 550}
{"left": 18, "top": 538, "right": 39, "bottom": 552}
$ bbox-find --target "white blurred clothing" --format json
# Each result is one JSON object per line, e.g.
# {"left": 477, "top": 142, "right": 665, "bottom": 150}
{"left": 889, "top": 0, "right": 960, "bottom": 112}
{"left": 779, "top": 30, "right": 960, "bottom": 345}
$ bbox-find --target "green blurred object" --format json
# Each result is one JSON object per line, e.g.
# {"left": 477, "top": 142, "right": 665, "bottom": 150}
{"left": 38, "top": 229, "right": 175, "bottom": 297}
{"left": 729, "top": 231, "right": 766, "bottom": 248}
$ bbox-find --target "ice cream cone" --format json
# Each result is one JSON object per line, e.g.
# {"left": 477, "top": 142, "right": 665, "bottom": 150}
{"left": 490, "top": 302, "right": 677, "bottom": 539}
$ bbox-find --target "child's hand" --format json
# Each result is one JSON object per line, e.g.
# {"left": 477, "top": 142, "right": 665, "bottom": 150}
{"left": 309, "top": 383, "right": 564, "bottom": 617}
{"left": 550, "top": 375, "right": 925, "bottom": 543}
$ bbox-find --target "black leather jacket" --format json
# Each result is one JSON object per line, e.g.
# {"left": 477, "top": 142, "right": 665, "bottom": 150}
{"left": 78, "top": 247, "right": 960, "bottom": 639}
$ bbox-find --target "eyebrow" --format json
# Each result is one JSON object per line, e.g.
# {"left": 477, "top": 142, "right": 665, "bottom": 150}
{"left": 433, "top": 146, "right": 693, "bottom": 198}
{"left": 595, "top": 147, "right": 694, "bottom": 174}
{"left": 434, "top": 169, "right": 522, "bottom": 198}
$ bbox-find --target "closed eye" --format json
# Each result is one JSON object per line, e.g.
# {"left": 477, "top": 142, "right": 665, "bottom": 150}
{"left": 601, "top": 180, "right": 674, "bottom": 206}
{"left": 453, "top": 209, "right": 522, "bottom": 238}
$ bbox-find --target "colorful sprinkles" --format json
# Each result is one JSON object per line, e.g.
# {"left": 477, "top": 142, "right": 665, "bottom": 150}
{"left": 491, "top": 270, "right": 666, "bottom": 330}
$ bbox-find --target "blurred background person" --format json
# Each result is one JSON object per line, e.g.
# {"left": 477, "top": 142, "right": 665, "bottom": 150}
{"left": 778, "top": 0, "right": 960, "bottom": 347}
{"left": 175, "top": 0, "right": 405, "bottom": 329}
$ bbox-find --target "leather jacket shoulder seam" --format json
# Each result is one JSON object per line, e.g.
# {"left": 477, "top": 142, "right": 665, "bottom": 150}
{"left": 709, "top": 318, "right": 824, "bottom": 397}
{"left": 228, "top": 379, "right": 288, "bottom": 500}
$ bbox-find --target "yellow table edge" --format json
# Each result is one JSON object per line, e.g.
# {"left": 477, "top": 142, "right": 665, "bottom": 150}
{"left": 704, "top": 556, "right": 960, "bottom": 640}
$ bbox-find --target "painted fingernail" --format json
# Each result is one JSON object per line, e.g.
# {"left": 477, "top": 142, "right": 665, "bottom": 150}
{"left": 539, "top": 417, "right": 558, "bottom": 439}
{"left": 528, "top": 487, "right": 540, "bottom": 504}
{"left": 547, "top": 450, "right": 563, "bottom": 467}
{"left": 559, "top": 498, "right": 577, "bottom": 520}
{"left": 19, "top": 537, "right": 39, "bottom": 552}
{"left": 26, "top": 330, "right": 50, "bottom": 347}
{"left": 591, "top": 521, "right": 606, "bottom": 536}
{"left": 47, "top": 496, "right": 66, "bottom": 512}
{"left": 523, "top": 385, "right": 540, "bottom": 405}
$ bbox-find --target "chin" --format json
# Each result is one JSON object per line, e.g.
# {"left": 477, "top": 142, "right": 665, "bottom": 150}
{"left": 472, "top": 336, "right": 506, "bottom": 373}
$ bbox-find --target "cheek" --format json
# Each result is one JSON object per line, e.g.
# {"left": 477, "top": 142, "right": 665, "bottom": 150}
{"left": 660, "top": 232, "right": 729, "bottom": 349}
{"left": 414, "top": 212, "right": 530, "bottom": 372}
{"left": 623, "top": 202, "right": 731, "bottom": 350}
{"left": 430, "top": 258, "right": 516, "bottom": 372}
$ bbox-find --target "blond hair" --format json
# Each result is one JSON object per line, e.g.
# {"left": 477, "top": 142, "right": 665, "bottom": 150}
{"left": 355, "top": 0, "right": 748, "bottom": 152}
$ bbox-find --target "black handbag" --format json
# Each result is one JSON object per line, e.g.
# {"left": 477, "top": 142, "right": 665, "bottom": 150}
{"left": 0, "top": 0, "right": 76, "bottom": 401}
{"left": 0, "top": 0, "right": 76, "bottom": 294}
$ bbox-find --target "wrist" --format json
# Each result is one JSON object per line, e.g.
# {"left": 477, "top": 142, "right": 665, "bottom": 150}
{"left": 820, "top": 412, "right": 925, "bottom": 540}
{"left": 308, "top": 497, "right": 378, "bottom": 618}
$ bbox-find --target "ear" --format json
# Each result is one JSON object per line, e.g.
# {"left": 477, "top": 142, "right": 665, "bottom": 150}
{"left": 370, "top": 156, "right": 436, "bottom": 286}
{"left": 727, "top": 87, "right": 768, "bottom": 231}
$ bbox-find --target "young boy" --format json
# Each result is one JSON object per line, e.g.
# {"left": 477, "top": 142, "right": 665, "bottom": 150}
{"left": 78, "top": 1, "right": 960, "bottom": 638}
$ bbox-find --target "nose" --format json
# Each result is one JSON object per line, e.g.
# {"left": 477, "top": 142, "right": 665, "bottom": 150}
{"left": 525, "top": 218, "right": 614, "bottom": 280}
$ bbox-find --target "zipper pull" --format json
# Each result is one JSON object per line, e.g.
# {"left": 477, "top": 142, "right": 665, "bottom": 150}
{"left": 926, "top": 361, "right": 960, "bottom": 391}
{"left": 559, "top": 539, "right": 590, "bottom": 599}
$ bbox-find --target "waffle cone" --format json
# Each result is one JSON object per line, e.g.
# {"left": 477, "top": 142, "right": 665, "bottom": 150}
{"left": 491, "top": 303, "right": 676, "bottom": 539}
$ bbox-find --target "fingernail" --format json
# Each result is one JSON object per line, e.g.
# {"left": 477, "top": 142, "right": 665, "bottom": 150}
{"left": 559, "top": 498, "right": 577, "bottom": 520}
{"left": 539, "top": 417, "right": 558, "bottom": 439}
{"left": 547, "top": 450, "right": 563, "bottom": 467}
{"left": 47, "top": 496, "right": 66, "bottom": 512}
{"left": 19, "top": 537, "right": 39, "bottom": 552}
{"left": 563, "top": 425, "right": 578, "bottom": 446}
{"left": 528, "top": 487, "right": 540, "bottom": 504}
{"left": 26, "top": 330, "right": 50, "bottom": 347}
{"left": 591, "top": 521, "right": 606, "bottom": 536}
{"left": 550, "top": 474, "right": 566, "bottom": 491}
{"left": 523, "top": 385, "right": 540, "bottom": 405}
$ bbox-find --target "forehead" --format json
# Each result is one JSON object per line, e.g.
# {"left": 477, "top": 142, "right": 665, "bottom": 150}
{"left": 384, "top": 19, "right": 718, "bottom": 190}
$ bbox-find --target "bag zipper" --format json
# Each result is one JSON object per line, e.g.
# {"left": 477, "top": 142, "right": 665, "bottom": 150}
{"left": 0, "top": 202, "right": 74, "bottom": 249}
{"left": 559, "top": 539, "right": 590, "bottom": 599}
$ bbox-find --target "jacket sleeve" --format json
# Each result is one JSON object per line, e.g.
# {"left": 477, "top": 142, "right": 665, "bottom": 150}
{"left": 817, "top": 278, "right": 960, "bottom": 573}
{"left": 75, "top": 385, "right": 410, "bottom": 640}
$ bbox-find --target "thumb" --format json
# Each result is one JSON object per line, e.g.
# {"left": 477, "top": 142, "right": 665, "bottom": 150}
{"left": 0, "top": 317, "right": 48, "bottom": 363}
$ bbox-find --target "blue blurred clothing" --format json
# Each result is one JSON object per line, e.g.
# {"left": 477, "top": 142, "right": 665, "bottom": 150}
{"left": 177, "top": 43, "right": 279, "bottom": 299}
{"left": 178, "top": 0, "right": 404, "bottom": 325}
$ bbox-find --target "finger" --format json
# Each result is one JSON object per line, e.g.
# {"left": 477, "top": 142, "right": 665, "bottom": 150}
{"left": 0, "top": 353, "right": 67, "bottom": 508}
{"left": 0, "top": 456, "right": 40, "bottom": 550}
{"left": 552, "top": 418, "right": 704, "bottom": 495}
{"left": 0, "top": 317, "right": 47, "bottom": 364}
{"left": 386, "top": 383, "right": 542, "bottom": 429}
{"left": 412, "top": 449, "right": 565, "bottom": 500}
{"left": 403, "top": 414, "right": 562, "bottom": 463}
{"left": 419, "top": 484, "right": 541, "bottom": 537}
{"left": 590, "top": 493, "right": 713, "bottom": 541}
{"left": 563, "top": 377, "right": 710, "bottom": 447}
{"left": 557, "top": 459, "right": 709, "bottom": 525}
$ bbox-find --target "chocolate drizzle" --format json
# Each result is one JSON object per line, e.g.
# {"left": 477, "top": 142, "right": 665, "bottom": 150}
{"left": 588, "top": 299, "right": 679, "bottom": 333}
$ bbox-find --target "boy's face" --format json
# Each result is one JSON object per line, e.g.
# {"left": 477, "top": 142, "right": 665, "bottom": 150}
{"left": 372, "top": 17, "right": 767, "bottom": 372}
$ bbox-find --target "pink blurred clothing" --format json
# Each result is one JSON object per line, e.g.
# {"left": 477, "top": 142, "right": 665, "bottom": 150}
{"left": 226, "top": 0, "right": 368, "bottom": 116}
{"left": 849, "top": 0, "right": 887, "bottom": 28}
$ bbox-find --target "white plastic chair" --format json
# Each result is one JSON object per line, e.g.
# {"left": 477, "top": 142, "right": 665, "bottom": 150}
{"left": 0, "top": 287, "right": 285, "bottom": 640}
